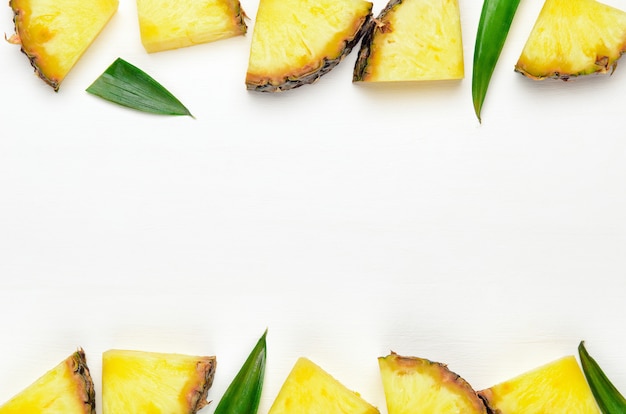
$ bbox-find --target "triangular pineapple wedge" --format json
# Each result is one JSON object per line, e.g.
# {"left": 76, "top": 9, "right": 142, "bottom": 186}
{"left": 102, "top": 349, "right": 216, "bottom": 414}
{"left": 136, "top": 0, "right": 247, "bottom": 53}
{"left": 246, "top": 0, "right": 373, "bottom": 92}
{"left": 353, "top": 0, "right": 464, "bottom": 82}
{"left": 8, "top": 0, "right": 118, "bottom": 91}
{"left": 0, "top": 349, "right": 95, "bottom": 414}
{"left": 516, "top": 0, "right": 626, "bottom": 80}
{"left": 379, "top": 352, "right": 487, "bottom": 414}
{"left": 478, "top": 355, "right": 601, "bottom": 413}
{"left": 268, "top": 357, "right": 380, "bottom": 414}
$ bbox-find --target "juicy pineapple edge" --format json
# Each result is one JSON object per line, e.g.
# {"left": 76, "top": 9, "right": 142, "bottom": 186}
{"left": 137, "top": 0, "right": 248, "bottom": 53}
{"left": 379, "top": 352, "right": 488, "bottom": 414}
{"left": 8, "top": 0, "right": 118, "bottom": 91}
{"left": 515, "top": 0, "right": 626, "bottom": 80}
{"left": 353, "top": 0, "right": 465, "bottom": 82}
{"left": 477, "top": 355, "right": 602, "bottom": 414}
{"left": 101, "top": 349, "right": 217, "bottom": 414}
{"left": 245, "top": 0, "right": 374, "bottom": 92}
{"left": 0, "top": 349, "right": 95, "bottom": 414}
{"left": 268, "top": 357, "right": 380, "bottom": 414}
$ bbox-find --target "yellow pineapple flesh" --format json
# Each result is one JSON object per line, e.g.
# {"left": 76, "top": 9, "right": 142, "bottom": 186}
{"left": 137, "top": 0, "right": 247, "bottom": 53}
{"left": 516, "top": 0, "right": 626, "bottom": 80}
{"left": 378, "top": 352, "right": 487, "bottom": 414}
{"left": 8, "top": 0, "right": 118, "bottom": 91}
{"left": 268, "top": 357, "right": 380, "bottom": 414}
{"left": 246, "top": 0, "right": 373, "bottom": 92}
{"left": 0, "top": 349, "right": 95, "bottom": 414}
{"left": 102, "top": 349, "right": 216, "bottom": 414}
{"left": 354, "top": 0, "right": 464, "bottom": 82}
{"left": 478, "top": 355, "right": 601, "bottom": 413}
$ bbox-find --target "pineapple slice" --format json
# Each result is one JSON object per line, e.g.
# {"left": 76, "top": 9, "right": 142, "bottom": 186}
{"left": 246, "top": 0, "right": 373, "bottom": 92}
{"left": 136, "top": 0, "right": 247, "bottom": 53}
{"left": 353, "top": 0, "right": 464, "bottom": 82}
{"left": 478, "top": 355, "right": 601, "bottom": 413}
{"left": 516, "top": 0, "right": 626, "bottom": 80}
{"left": 268, "top": 357, "right": 380, "bottom": 414}
{"left": 379, "top": 352, "right": 487, "bottom": 414}
{"left": 0, "top": 349, "right": 95, "bottom": 414}
{"left": 102, "top": 349, "right": 216, "bottom": 414}
{"left": 8, "top": 0, "right": 118, "bottom": 91}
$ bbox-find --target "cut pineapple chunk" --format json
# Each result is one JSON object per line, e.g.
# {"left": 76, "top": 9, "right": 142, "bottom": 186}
{"left": 516, "top": 0, "right": 626, "bottom": 80}
{"left": 102, "top": 349, "right": 216, "bottom": 414}
{"left": 0, "top": 349, "right": 95, "bottom": 414}
{"left": 379, "top": 352, "right": 487, "bottom": 414}
{"left": 8, "top": 0, "right": 118, "bottom": 91}
{"left": 246, "top": 0, "right": 373, "bottom": 92}
{"left": 353, "top": 0, "right": 464, "bottom": 82}
{"left": 136, "top": 0, "right": 247, "bottom": 53}
{"left": 268, "top": 357, "right": 379, "bottom": 414}
{"left": 478, "top": 355, "right": 601, "bottom": 413}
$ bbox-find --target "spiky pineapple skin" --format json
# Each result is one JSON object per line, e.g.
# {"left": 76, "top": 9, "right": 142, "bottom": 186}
{"left": 379, "top": 352, "right": 487, "bottom": 414}
{"left": 353, "top": 0, "right": 464, "bottom": 82}
{"left": 8, "top": 1, "right": 58, "bottom": 90}
{"left": 247, "top": 38, "right": 365, "bottom": 93}
{"left": 353, "top": 0, "right": 399, "bottom": 82}
{"left": 245, "top": 0, "right": 373, "bottom": 92}
{"left": 102, "top": 349, "right": 216, "bottom": 414}
{"left": 515, "top": 0, "right": 626, "bottom": 80}
{"left": 0, "top": 349, "right": 95, "bottom": 414}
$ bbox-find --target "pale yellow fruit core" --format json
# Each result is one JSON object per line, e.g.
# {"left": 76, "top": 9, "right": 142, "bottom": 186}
{"left": 137, "top": 0, "right": 246, "bottom": 53}
{"left": 268, "top": 357, "right": 379, "bottom": 414}
{"left": 364, "top": 0, "right": 464, "bottom": 81}
{"left": 10, "top": 0, "right": 118, "bottom": 88}
{"left": 517, "top": 0, "right": 626, "bottom": 79}
{"left": 246, "top": 0, "right": 372, "bottom": 86}
{"left": 102, "top": 349, "right": 213, "bottom": 414}
{"left": 480, "top": 355, "right": 601, "bottom": 414}
{"left": 0, "top": 353, "right": 91, "bottom": 414}
{"left": 378, "top": 354, "right": 485, "bottom": 414}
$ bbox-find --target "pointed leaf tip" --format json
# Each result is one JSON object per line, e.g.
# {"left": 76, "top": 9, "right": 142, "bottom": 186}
{"left": 86, "top": 57, "right": 193, "bottom": 117}
{"left": 578, "top": 341, "right": 626, "bottom": 414}
{"left": 214, "top": 329, "right": 268, "bottom": 414}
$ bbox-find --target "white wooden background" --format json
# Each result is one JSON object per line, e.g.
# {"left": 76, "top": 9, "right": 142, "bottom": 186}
{"left": 1, "top": 0, "right": 625, "bottom": 412}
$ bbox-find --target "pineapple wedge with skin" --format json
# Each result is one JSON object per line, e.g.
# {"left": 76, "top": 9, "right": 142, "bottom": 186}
{"left": 379, "top": 352, "right": 487, "bottom": 414}
{"left": 268, "top": 357, "right": 380, "bottom": 414}
{"left": 478, "top": 355, "right": 601, "bottom": 414}
{"left": 516, "top": 0, "right": 626, "bottom": 80}
{"left": 137, "top": 0, "right": 247, "bottom": 53}
{"left": 0, "top": 349, "right": 95, "bottom": 414}
{"left": 8, "top": 0, "right": 118, "bottom": 91}
{"left": 246, "top": 0, "right": 373, "bottom": 92}
{"left": 102, "top": 349, "right": 216, "bottom": 414}
{"left": 354, "top": 0, "right": 464, "bottom": 82}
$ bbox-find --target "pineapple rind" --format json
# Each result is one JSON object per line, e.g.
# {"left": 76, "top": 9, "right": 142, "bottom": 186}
{"left": 268, "top": 357, "right": 380, "bottom": 414}
{"left": 102, "top": 349, "right": 216, "bottom": 414}
{"left": 0, "top": 349, "right": 95, "bottom": 414}
{"left": 379, "top": 352, "right": 486, "bottom": 414}
{"left": 9, "top": 0, "right": 118, "bottom": 91}
{"left": 137, "top": 0, "right": 247, "bottom": 53}
{"left": 246, "top": 0, "right": 373, "bottom": 92}
{"left": 516, "top": 0, "right": 626, "bottom": 80}
{"left": 354, "top": 0, "right": 464, "bottom": 82}
{"left": 478, "top": 355, "right": 601, "bottom": 414}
